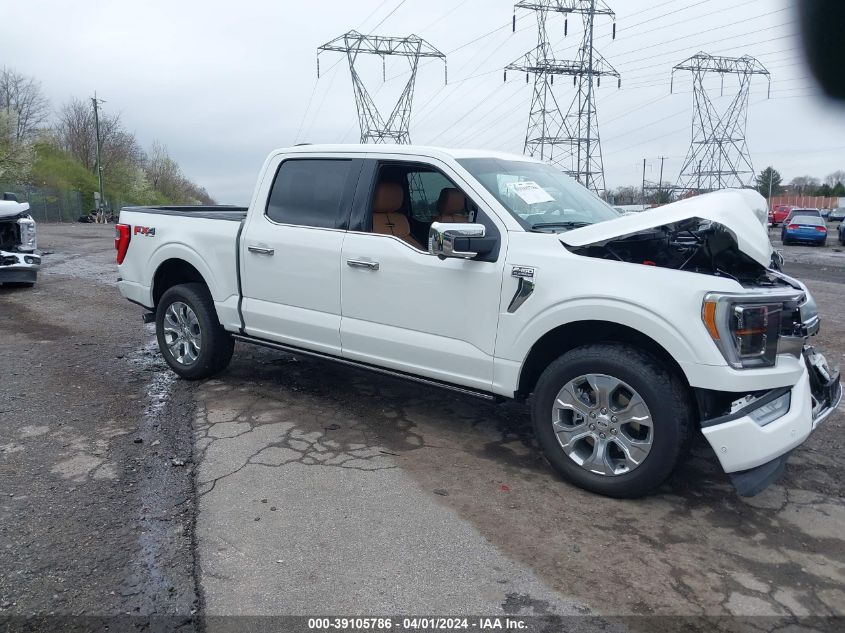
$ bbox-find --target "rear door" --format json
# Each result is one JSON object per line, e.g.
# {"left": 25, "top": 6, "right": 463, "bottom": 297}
{"left": 339, "top": 156, "right": 507, "bottom": 392}
{"left": 239, "top": 154, "right": 362, "bottom": 355}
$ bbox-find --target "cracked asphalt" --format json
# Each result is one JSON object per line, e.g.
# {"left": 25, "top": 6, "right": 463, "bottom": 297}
{"left": 1, "top": 223, "right": 844, "bottom": 632}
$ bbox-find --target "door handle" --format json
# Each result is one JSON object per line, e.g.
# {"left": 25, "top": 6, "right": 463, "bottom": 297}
{"left": 248, "top": 245, "right": 274, "bottom": 255}
{"left": 346, "top": 259, "right": 379, "bottom": 271}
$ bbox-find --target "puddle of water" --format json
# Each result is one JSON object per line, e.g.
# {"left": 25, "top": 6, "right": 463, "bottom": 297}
{"left": 126, "top": 328, "right": 185, "bottom": 602}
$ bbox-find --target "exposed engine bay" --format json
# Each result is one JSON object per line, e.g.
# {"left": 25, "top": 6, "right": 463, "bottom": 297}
{"left": 0, "top": 216, "right": 23, "bottom": 251}
{"left": 566, "top": 217, "right": 787, "bottom": 287}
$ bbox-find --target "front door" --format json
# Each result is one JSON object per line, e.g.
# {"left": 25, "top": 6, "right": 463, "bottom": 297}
{"left": 240, "top": 156, "right": 361, "bottom": 356}
{"left": 340, "top": 158, "right": 506, "bottom": 391}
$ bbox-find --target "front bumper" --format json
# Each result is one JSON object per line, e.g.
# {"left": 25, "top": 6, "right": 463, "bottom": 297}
{"left": 701, "top": 348, "right": 841, "bottom": 476}
{"left": 0, "top": 250, "right": 40, "bottom": 283}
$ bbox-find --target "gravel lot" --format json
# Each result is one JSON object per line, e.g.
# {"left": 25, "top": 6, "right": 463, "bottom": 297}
{"left": 1, "top": 223, "right": 843, "bottom": 632}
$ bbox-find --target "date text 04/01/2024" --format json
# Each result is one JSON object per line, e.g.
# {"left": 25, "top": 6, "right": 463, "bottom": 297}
{"left": 307, "top": 617, "right": 527, "bottom": 630}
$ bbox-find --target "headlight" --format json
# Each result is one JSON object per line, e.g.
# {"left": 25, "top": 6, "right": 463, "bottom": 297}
{"left": 17, "top": 216, "right": 36, "bottom": 252}
{"left": 702, "top": 291, "right": 803, "bottom": 369}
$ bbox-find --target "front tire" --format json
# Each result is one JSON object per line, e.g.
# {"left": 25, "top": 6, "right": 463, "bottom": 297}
{"left": 531, "top": 343, "right": 692, "bottom": 498}
{"left": 155, "top": 282, "right": 234, "bottom": 380}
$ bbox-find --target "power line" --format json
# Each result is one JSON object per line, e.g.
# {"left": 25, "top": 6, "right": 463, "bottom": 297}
{"left": 614, "top": 8, "right": 791, "bottom": 62}
{"left": 446, "top": 82, "right": 526, "bottom": 146}
{"left": 358, "top": 0, "right": 392, "bottom": 30}
{"left": 418, "top": 0, "right": 471, "bottom": 33}
{"left": 370, "top": 0, "right": 407, "bottom": 32}
{"left": 618, "top": 21, "right": 797, "bottom": 72}
{"left": 294, "top": 79, "right": 320, "bottom": 143}
{"left": 426, "top": 81, "right": 507, "bottom": 144}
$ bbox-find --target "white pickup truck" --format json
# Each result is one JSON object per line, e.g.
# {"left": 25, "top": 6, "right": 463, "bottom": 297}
{"left": 0, "top": 194, "right": 40, "bottom": 287}
{"left": 116, "top": 145, "right": 841, "bottom": 497}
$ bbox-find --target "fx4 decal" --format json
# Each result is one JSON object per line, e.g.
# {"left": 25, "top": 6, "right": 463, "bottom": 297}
{"left": 134, "top": 225, "right": 156, "bottom": 237}
{"left": 511, "top": 266, "right": 534, "bottom": 279}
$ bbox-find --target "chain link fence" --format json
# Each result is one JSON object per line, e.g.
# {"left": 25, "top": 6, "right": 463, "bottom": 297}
{"left": 0, "top": 183, "right": 85, "bottom": 223}
{"left": 0, "top": 184, "right": 134, "bottom": 223}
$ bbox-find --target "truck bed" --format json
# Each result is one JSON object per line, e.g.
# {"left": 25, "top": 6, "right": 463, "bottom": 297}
{"left": 117, "top": 205, "right": 246, "bottom": 318}
{"left": 124, "top": 205, "right": 248, "bottom": 222}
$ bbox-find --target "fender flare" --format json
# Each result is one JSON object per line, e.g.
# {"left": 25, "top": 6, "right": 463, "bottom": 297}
{"left": 509, "top": 297, "right": 714, "bottom": 389}
{"left": 147, "top": 242, "right": 221, "bottom": 303}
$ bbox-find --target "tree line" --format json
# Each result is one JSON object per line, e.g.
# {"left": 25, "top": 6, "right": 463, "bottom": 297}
{"left": 608, "top": 167, "right": 845, "bottom": 207}
{"left": 0, "top": 66, "right": 214, "bottom": 210}
{"left": 754, "top": 167, "right": 845, "bottom": 200}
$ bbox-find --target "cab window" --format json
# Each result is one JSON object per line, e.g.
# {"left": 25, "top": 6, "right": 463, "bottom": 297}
{"left": 266, "top": 159, "right": 353, "bottom": 228}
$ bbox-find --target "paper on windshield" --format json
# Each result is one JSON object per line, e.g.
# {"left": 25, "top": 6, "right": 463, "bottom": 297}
{"left": 509, "top": 181, "right": 555, "bottom": 205}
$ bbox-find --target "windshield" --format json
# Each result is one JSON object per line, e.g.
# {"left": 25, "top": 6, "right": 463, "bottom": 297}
{"left": 457, "top": 158, "right": 620, "bottom": 231}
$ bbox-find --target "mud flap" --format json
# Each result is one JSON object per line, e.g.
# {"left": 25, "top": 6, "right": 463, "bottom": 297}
{"left": 729, "top": 451, "right": 790, "bottom": 497}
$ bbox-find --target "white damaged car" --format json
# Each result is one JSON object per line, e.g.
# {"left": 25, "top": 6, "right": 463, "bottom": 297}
{"left": 0, "top": 194, "right": 40, "bottom": 287}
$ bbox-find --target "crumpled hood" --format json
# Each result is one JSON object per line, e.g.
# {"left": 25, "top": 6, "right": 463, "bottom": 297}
{"left": 0, "top": 201, "right": 31, "bottom": 220}
{"left": 560, "top": 189, "right": 773, "bottom": 267}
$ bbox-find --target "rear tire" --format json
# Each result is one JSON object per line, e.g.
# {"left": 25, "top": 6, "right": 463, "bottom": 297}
{"left": 155, "top": 282, "right": 234, "bottom": 380}
{"left": 531, "top": 343, "right": 692, "bottom": 498}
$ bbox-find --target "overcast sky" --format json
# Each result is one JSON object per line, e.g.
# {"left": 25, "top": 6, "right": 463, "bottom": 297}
{"left": 4, "top": 0, "right": 845, "bottom": 203}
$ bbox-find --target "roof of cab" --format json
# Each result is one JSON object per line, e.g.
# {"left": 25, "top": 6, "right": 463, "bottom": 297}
{"left": 273, "top": 144, "right": 536, "bottom": 163}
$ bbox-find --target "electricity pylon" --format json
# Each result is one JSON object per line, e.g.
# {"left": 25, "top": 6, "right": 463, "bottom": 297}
{"left": 505, "top": 0, "right": 619, "bottom": 195}
{"left": 318, "top": 31, "right": 446, "bottom": 144}
{"left": 671, "top": 52, "right": 771, "bottom": 193}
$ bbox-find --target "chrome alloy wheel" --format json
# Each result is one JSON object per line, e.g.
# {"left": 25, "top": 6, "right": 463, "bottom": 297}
{"left": 162, "top": 301, "right": 202, "bottom": 365}
{"left": 552, "top": 374, "right": 654, "bottom": 476}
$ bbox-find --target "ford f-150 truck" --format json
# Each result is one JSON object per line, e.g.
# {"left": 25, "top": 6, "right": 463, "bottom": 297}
{"left": 116, "top": 145, "right": 841, "bottom": 498}
{"left": 0, "top": 194, "right": 40, "bottom": 287}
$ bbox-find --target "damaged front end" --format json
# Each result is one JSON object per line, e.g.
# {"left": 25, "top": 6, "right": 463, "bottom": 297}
{"left": 0, "top": 199, "right": 40, "bottom": 286}
{"left": 565, "top": 216, "right": 783, "bottom": 287}
{"left": 559, "top": 190, "right": 841, "bottom": 495}
{"left": 560, "top": 189, "right": 779, "bottom": 285}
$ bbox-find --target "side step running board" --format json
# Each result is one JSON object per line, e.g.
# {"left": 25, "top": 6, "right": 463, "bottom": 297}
{"left": 231, "top": 334, "right": 500, "bottom": 402}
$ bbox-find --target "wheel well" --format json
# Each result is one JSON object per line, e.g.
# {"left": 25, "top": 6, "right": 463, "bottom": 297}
{"left": 152, "top": 259, "right": 207, "bottom": 307}
{"left": 516, "top": 320, "right": 690, "bottom": 399}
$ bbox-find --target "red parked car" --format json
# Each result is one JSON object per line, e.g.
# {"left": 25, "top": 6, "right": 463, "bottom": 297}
{"left": 770, "top": 204, "right": 793, "bottom": 226}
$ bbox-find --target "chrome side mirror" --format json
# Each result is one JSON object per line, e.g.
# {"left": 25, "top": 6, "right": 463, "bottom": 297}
{"left": 428, "top": 222, "right": 486, "bottom": 259}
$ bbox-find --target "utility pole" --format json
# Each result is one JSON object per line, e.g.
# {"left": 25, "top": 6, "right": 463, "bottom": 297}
{"left": 657, "top": 155, "right": 666, "bottom": 203}
{"left": 767, "top": 168, "right": 773, "bottom": 210}
{"left": 641, "top": 158, "right": 646, "bottom": 205}
{"left": 91, "top": 92, "right": 106, "bottom": 221}
{"left": 505, "top": 0, "right": 619, "bottom": 196}
{"left": 671, "top": 53, "right": 770, "bottom": 195}
{"left": 317, "top": 32, "right": 446, "bottom": 144}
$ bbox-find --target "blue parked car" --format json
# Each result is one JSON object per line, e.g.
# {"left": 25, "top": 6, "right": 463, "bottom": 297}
{"left": 839, "top": 221, "right": 845, "bottom": 246}
{"left": 781, "top": 215, "right": 828, "bottom": 246}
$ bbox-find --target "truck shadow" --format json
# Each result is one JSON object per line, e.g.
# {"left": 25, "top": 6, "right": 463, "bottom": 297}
{"left": 198, "top": 343, "right": 845, "bottom": 618}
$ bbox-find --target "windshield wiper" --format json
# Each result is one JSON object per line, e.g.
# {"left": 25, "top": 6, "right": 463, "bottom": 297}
{"left": 529, "top": 221, "right": 593, "bottom": 232}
